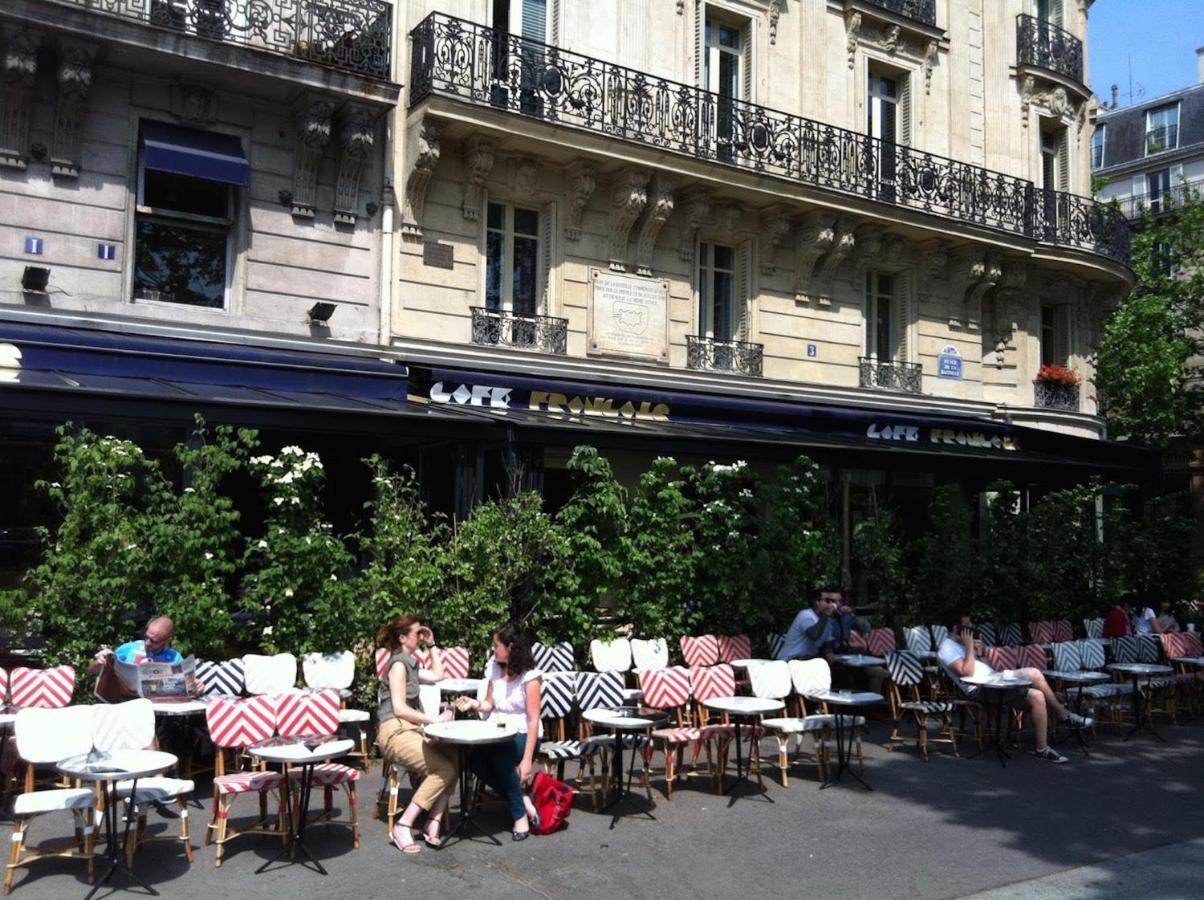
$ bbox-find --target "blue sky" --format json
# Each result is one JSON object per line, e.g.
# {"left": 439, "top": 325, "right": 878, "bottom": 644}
{"left": 1090, "top": 1, "right": 1202, "bottom": 106}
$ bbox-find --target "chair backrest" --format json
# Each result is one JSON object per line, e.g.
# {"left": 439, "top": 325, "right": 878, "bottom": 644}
{"left": 374, "top": 648, "right": 391, "bottom": 679}
{"left": 15, "top": 706, "right": 95, "bottom": 764}
{"left": 302, "top": 651, "right": 355, "bottom": 691}
{"left": 1078, "top": 639, "right": 1106, "bottom": 670}
{"left": 886, "top": 650, "right": 924, "bottom": 688}
{"left": 243, "top": 653, "right": 297, "bottom": 695}
{"left": 1029, "top": 621, "right": 1054, "bottom": 644}
{"left": 866, "top": 628, "right": 896, "bottom": 657}
{"left": 1052, "top": 620, "right": 1074, "bottom": 643}
{"left": 412, "top": 647, "right": 431, "bottom": 668}
{"left": 196, "top": 659, "right": 246, "bottom": 697}
{"left": 679, "top": 635, "right": 719, "bottom": 668}
{"left": 590, "top": 638, "right": 632, "bottom": 673}
{"left": 0, "top": 667, "right": 7, "bottom": 704}
{"left": 1083, "top": 617, "right": 1104, "bottom": 640}
{"left": 540, "top": 671, "right": 576, "bottom": 720}
{"left": 788, "top": 658, "right": 831, "bottom": 697}
{"left": 1017, "top": 644, "right": 1047, "bottom": 670}
{"left": 689, "top": 663, "right": 735, "bottom": 702}
{"left": 441, "top": 647, "right": 471, "bottom": 679}
{"left": 631, "top": 638, "right": 669, "bottom": 671}
{"left": 976, "top": 623, "right": 998, "bottom": 647}
{"left": 904, "top": 626, "right": 933, "bottom": 654}
{"left": 1136, "top": 634, "right": 1161, "bottom": 664}
{"left": 766, "top": 633, "right": 786, "bottom": 659}
{"left": 277, "top": 689, "right": 342, "bottom": 737}
{"left": 533, "top": 642, "right": 575, "bottom": 673}
{"left": 849, "top": 631, "right": 868, "bottom": 651}
{"left": 93, "top": 698, "right": 156, "bottom": 752}
{"left": 1182, "top": 631, "right": 1203, "bottom": 658}
{"left": 984, "top": 646, "right": 1018, "bottom": 671}
{"left": 717, "top": 634, "right": 752, "bottom": 663}
{"left": 747, "top": 660, "right": 791, "bottom": 701}
{"left": 1051, "top": 641, "right": 1082, "bottom": 672}
{"left": 1112, "top": 635, "right": 1139, "bottom": 664}
{"left": 1160, "top": 632, "right": 1188, "bottom": 661}
{"left": 999, "top": 623, "right": 1023, "bottom": 647}
{"left": 575, "top": 670, "right": 623, "bottom": 712}
{"left": 206, "top": 695, "right": 280, "bottom": 750}
{"left": 10, "top": 665, "right": 75, "bottom": 709}
{"left": 638, "top": 666, "right": 692, "bottom": 711}
{"left": 928, "top": 625, "right": 949, "bottom": 647}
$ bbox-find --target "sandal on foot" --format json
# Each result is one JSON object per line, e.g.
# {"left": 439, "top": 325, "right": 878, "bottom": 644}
{"left": 391, "top": 826, "right": 422, "bottom": 854}
{"left": 422, "top": 827, "right": 444, "bottom": 849}
{"left": 512, "top": 830, "right": 530, "bottom": 842}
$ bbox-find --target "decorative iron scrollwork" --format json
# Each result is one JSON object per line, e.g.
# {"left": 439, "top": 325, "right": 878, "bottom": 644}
{"left": 863, "top": 0, "right": 937, "bottom": 29}
{"left": 1034, "top": 381, "right": 1080, "bottom": 412}
{"left": 686, "top": 336, "right": 764, "bottom": 377}
{"left": 471, "top": 307, "right": 568, "bottom": 355}
{"left": 1016, "top": 14, "right": 1084, "bottom": 86}
{"left": 859, "top": 357, "right": 922, "bottom": 394}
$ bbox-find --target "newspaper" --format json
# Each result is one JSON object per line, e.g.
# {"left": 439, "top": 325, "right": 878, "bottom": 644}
{"left": 114, "top": 655, "right": 198, "bottom": 699}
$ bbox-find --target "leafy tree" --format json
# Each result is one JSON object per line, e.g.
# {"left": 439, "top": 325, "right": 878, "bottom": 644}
{"left": 909, "top": 486, "right": 979, "bottom": 626}
{"left": 851, "top": 501, "right": 909, "bottom": 628}
{"left": 555, "top": 447, "right": 628, "bottom": 621}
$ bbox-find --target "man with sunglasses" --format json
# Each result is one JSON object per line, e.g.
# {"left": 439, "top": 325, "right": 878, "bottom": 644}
{"left": 93, "top": 616, "right": 183, "bottom": 668}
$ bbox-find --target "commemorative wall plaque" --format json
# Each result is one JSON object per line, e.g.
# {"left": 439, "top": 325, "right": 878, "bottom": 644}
{"left": 588, "top": 269, "right": 670, "bottom": 362}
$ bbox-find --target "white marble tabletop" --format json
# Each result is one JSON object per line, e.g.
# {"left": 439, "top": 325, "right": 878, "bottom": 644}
{"left": 1171, "top": 657, "right": 1204, "bottom": 666}
{"left": 807, "top": 690, "right": 885, "bottom": 706}
{"left": 1107, "top": 663, "right": 1173, "bottom": 676}
{"left": 249, "top": 738, "right": 353, "bottom": 765}
{"left": 582, "top": 708, "right": 659, "bottom": 730}
{"left": 438, "top": 678, "right": 484, "bottom": 694}
{"left": 700, "top": 696, "right": 784, "bottom": 716}
{"left": 831, "top": 654, "right": 886, "bottom": 667}
{"left": 961, "top": 673, "right": 1033, "bottom": 688}
{"left": 58, "top": 749, "right": 177, "bottom": 782}
{"left": 423, "top": 720, "right": 518, "bottom": 745}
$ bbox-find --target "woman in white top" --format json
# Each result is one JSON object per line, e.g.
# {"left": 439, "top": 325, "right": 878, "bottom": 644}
{"left": 455, "top": 623, "right": 542, "bottom": 840}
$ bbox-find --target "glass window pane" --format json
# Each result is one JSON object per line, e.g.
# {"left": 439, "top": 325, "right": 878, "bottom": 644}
{"left": 698, "top": 257, "right": 710, "bottom": 336}
{"left": 486, "top": 229, "right": 504, "bottom": 310}
{"left": 876, "top": 294, "right": 892, "bottom": 361}
{"left": 714, "top": 270, "right": 733, "bottom": 339}
{"left": 133, "top": 220, "right": 227, "bottom": 308}
{"left": 513, "top": 234, "right": 538, "bottom": 315}
{"left": 713, "top": 244, "right": 734, "bottom": 270}
{"left": 718, "top": 53, "right": 737, "bottom": 100}
{"left": 513, "top": 206, "right": 540, "bottom": 236}
{"left": 880, "top": 77, "right": 897, "bottom": 99}
{"left": 142, "top": 170, "right": 228, "bottom": 219}
{"left": 719, "top": 26, "right": 740, "bottom": 49}
{"left": 487, "top": 202, "right": 504, "bottom": 230}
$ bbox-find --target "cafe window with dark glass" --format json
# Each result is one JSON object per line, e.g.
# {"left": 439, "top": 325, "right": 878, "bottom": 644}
{"left": 485, "top": 201, "right": 541, "bottom": 317}
{"left": 133, "top": 146, "right": 233, "bottom": 309}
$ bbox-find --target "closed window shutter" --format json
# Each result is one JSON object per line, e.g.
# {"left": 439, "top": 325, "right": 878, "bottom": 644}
{"left": 548, "top": 0, "right": 560, "bottom": 44}
{"left": 741, "top": 21, "right": 753, "bottom": 103}
{"left": 899, "top": 76, "right": 912, "bottom": 147}
{"left": 1056, "top": 129, "right": 1069, "bottom": 191}
{"left": 893, "top": 275, "right": 910, "bottom": 362}
{"left": 735, "top": 242, "right": 751, "bottom": 341}
{"left": 522, "top": 0, "right": 547, "bottom": 41}
{"left": 694, "top": 1, "right": 705, "bottom": 87}
{"left": 1054, "top": 305, "right": 1071, "bottom": 363}
{"left": 1051, "top": 0, "right": 1064, "bottom": 26}
{"left": 540, "top": 203, "right": 555, "bottom": 313}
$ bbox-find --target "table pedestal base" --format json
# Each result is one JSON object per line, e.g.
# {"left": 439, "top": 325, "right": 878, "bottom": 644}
{"left": 820, "top": 714, "right": 871, "bottom": 791}
{"left": 720, "top": 720, "right": 771, "bottom": 803}
{"left": 601, "top": 739, "right": 654, "bottom": 829}
{"left": 447, "top": 748, "right": 501, "bottom": 846}
{"left": 1123, "top": 676, "right": 1166, "bottom": 743}
{"left": 87, "top": 779, "right": 157, "bottom": 900}
{"left": 256, "top": 765, "right": 325, "bottom": 876}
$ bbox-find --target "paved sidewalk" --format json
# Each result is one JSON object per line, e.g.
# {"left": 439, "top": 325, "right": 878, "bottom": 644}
{"left": 5, "top": 721, "right": 1203, "bottom": 899}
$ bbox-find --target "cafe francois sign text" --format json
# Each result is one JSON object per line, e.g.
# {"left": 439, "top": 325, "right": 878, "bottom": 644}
{"left": 429, "top": 381, "right": 670, "bottom": 421}
{"left": 866, "top": 421, "right": 1020, "bottom": 451}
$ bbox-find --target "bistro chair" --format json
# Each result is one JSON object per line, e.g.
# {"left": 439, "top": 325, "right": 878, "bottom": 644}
{"left": 885, "top": 650, "right": 958, "bottom": 761}
{"left": 8, "top": 666, "right": 75, "bottom": 709}
{"left": 302, "top": 651, "right": 370, "bottom": 770}
{"left": 787, "top": 658, "right": 857, "bottom": 773}
{"left": 204, "top": 695, "right": 288, "bottom": 868}
{"left": 242, "top": 654, "right": 298, "bottom": 695}
{"left": 688, "top": 664, "right": 743, "bottom": 781}
{"left": 1028, "top": 621, "right": 1055, "bottom": 645}
{"left": 999, "top": 623, "right": 1024, "bottom": 647}
{"left": 904, "top": 626, "right": 933, "bottom": 655}
{"left": 1052, "top": 620, "right": 1074, "bottom": 643}
{"left": 577, "top": 671, "right": 652, "bottom": 802}
{"left": 631, "top": 638, "right": 670, "bottom": 672}
{"left": 533, "top": 642, "right": 575, "bottom": 673}
{"left": 534, "top": 671, "right": 603, "bottom": 809}
{"left": 766, "top": 633, "right": 786, "bottom": 660}
{"left": 641, "top": 666, "right": 717, "bottom": 798}
{"left": 866, "top": 628, "right": 896, "bottom": 658}
{"left": 1017, "top": 644, "right": 1048, "bottom": 671}
{"left": 379, "top": 684, "right": 448, "bottom": 832}
{"left": 5, "top": 706, "right": 97, "bottom": 895}
{"left": 717, "top": 635, "right": 752, "bottom": 664}
{"left": 680, "top": 635, "right": 720, "bottom": 668}
{"left": 195, "top": 659, "right": 246, "bottom": 698}
{"left": 975, "top": 623, "right": 998, "bottom": 647}
{"left": 591, "top": 638, "right": 640, "bottom": 702}
{"left": 373, "top": 648, "right": 391, "bottom": 680}
{"left": 984, "top": 646, "right": 1019, "bottom": 672}
{"left": 928, "top": 624, "right": 950, "bottom": 649}
{"left": 1083, "top": 618, "right": 1105, "bottom": 640}
{"left": 754, "top": 660, "right": 831, "bottom": 786}
{"left": 92, "top": 699, "right": 194, "bottom": 868}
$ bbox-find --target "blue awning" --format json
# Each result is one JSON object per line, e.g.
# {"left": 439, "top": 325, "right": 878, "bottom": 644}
{"left": 140, "top": 120, "right": 250, "bottom": 187}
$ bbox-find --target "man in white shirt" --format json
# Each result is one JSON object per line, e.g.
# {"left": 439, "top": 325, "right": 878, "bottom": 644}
{"left": 938, "top": 611, "right": 1092, "bottom": 764}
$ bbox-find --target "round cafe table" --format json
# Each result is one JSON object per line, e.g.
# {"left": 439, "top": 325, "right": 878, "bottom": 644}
{"left": 581, "top": 707, "right": 662, "bottom": 826}
{"left": 805, "top": 690, "right": 884, "bottom": 789}
{"left": 248, "top": 736, "right": 353, "bottom": 875}
{"left": 150, "top": 698, "right": 209, "bottom": 779}
{"left": 961, "top": 673, "right": 1033, "bottom": 767}
{"left": 699, "top": 696, "right": 783, "bottom": 799}
{"left": 58, "top": 749, "right": 177, "bottom": 899}
{"left": 1107, "top": 663, "right": 1174, "bottom": 742}
{"left": 438, "top": 678, "right": 484, "bottom": 696}
{"left": 831, "top": 654, "right": 886, "bottom": 667}
{"left": 424, "top": 719, "right": 518, "bottom": 845}
{"left": 1043, "top": 670, "right": 1108, "bottom": 755}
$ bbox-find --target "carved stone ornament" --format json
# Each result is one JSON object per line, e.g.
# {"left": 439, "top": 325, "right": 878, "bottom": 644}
{"left": 678, "top": 191, "right": 712, "bottom": 261}
{"left": 462, "top": 137, "right": 495, "bottom": 222}
{"left": 1020, "top": 77, "right": 1080, "bottom": 127}
{"left": 881, "top": 25, "right": 901, "bottom": 55}
{"left": 1, "top": 27, "right": 41, "bottom": 169}
{"left": 608, "top": 168, "right": 649, "bottom": 271}
{"left": 924, "top": 40, "right": 939, "bottom": 95}
{"left": 987, "top": 261, "right": 1029, "bottom": 365}
{"left": 768, "top": 0, "right": 785, "bottom": 46}
{"left": 796, "top": 213, "right": 854, "bottom": 307}
{"left": 845, "top": 11, "right": 862, "bottom": 70}
{"left": 51, "top": 40, "right": 99, "bottom": 178}
{"left": 794, "top": 211, "right": 836, "bottom": 303}
{"left": 563, "top": 160, "right": 596, "bottom": 242}
{"left": 634, "top": 173, "right": 674, "bottom": 277}
{"left": 758, "top": 206, "right": 791, "bottom": 276}
{"left": 333, "top": 102, "right": 376, "bottom": 225}
{"left": 853, "top": 224, "right": 885, "bottom": 263}
{"left": 402, "top": 117, "right": 441, "bottom": 240}
{"left": 170, "top": 83, "right": 219, "bottom": 126}
{"left": 290, "top": 93, "right": 335, "bottom": 219}
{"left": 715, "top": 202, "right": 743, "bottom": 234}
{"left": 948, "top": 247, "right": 1001, "bottom": 331}
{"left": 513, "top": 156, "right": 539, "bottom": 197}
{"left": 676, "top": 0, "right": 685, "bottom": 13}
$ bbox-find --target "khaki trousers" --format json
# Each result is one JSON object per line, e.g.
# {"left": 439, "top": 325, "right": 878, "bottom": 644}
{"left": 376, "top": 717, "right": 459, "bottom": 811}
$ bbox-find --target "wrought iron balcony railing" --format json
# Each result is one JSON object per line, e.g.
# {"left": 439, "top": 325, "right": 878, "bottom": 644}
{"left": 1145, "top": 124, "right": 1179, "bottom": 155}
{"left": 863, "top": 0, "right": 937, "bottom": 28}
{"left": 859, "top": 357, "right": 922, "bottom": 394}
{"left": 471, "top": 307, "right": 567, "bottom": 355}
{"left": 410, "top": 14, "right": 1130, "bottom": 266}
{"left": 1016, "top": 14, "right": 1084, "bottom": 86}
{"left": 1034, "top": 381, "right": 1080, "bottom": 412}
{"left": 1111, "top": 182, "right": 1202, "bottom": 221}
{"left": 1035, "top": 189, "right": 1131, "bottom": 263}
{"left": 686, "top": 335, "right": 764, "bottom": 377}
{"left": 53, "top": 0, "right": 392, "bottom": 80}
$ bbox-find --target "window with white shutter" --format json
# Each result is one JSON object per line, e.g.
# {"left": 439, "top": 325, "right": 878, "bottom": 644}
{"left": 1040, "top": 303, "right": 1071, "bottom": 365}
{"left": 734, "top": 242, "right": 751, "bottom": 342}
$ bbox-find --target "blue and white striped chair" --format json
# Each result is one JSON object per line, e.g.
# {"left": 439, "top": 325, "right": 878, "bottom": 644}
{"left": 532, "top": 642, "right": 575, "bottom": 674}
{"left": 195, "top": 659, "right": 245, "bottom": 698}
{"left": 534, "top": 672, "right": 604, "bottom": 808}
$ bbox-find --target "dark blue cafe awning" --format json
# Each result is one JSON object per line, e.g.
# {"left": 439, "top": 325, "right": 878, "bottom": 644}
{"left": 140, "top": 120, "right": 250, "bottom": 187}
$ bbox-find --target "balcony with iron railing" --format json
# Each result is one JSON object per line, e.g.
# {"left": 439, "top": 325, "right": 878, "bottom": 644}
{"left": 859, "top": 357, "right": 922, "bottom": 394}
{"left": 861, "top": 0, "right": 937, "bottom": 29}
{"left": 410, "top": 14, "right": 1130, "bottom": 267}
{"left": 471, "top": 307, "right": 567, "bottom": 355}
{"left": 1034, "top": 381, "right": 1079, "bottom": 412}
{"left": 1016, "top": 14, "right": 1084, "bottom": 87}
{"left": 44, "top": 0, "right": 393, "bottom": 80}
{"left": 686, "top": 335, "right": 764, "bottom": 377}
{"left": 1110, "top": 181, "right": 1202, "bottom": 221}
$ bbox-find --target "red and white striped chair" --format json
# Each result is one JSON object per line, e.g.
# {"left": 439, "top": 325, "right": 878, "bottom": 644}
{"left": 204, "top": 695, "right": 287, "bottom": 868}
{"left": 1028, "top": 622, "right": 1055, "bottom": 644}
{"left": 1052, "top": 620, "right": 1074, "bottom": 643}
{"left": 1016, "top": 644, "right": 1048, "bottom": 671}
{"left": 866, "top": 628, "right": 897, "bottom": 658}
{"left": 9, "top": 667, "right": 75, "bottom": 709}
{"left": 302, "top": 652, "right": 370, "bottom": 771}
{"left": 0, "top": 668, "right": 8, "bottom": 705}
{"left": 679, "top": 635, "right": 719, "bottom": 668}
{"left": 641, "top": 666, "right": 717, "bottom": 798}
{"left": 276, "top": 690, "right": 360, "bottom": 851}
{"left": 717, "top": 635, "right": 752, "bottom": 664}
{"left": 440, "top": 647, "right": 471, "bottom": 680}
{"left": 688, "top": 664, "right": 742, "bottom": 778}
{"left": 373, "top": 648, "right": 390, "bottom": 679}
{"left": 983, "top": 646, "right": 1019, "bottom": 672}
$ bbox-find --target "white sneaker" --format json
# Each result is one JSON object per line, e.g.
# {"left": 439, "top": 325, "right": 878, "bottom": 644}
{"left": 1065, "top": 712, "right": 1095, "bottom": 729}
{"left": 1032, "top": 746, "right": 1069, "bottom": 764}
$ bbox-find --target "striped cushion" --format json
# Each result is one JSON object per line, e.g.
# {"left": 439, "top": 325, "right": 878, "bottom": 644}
{"left": 762, "top": 715, "right": 832, "bottom": 734}
{"left": 1017, "top": 644, "right": 1047, "bottom": 671}
{"left": 288, "top": 763, "right": 359, "bottom": 786}
{"left": 1083, "top": 618, "right": 1104, "bottom": 639}
{"left": 215, "top": 771, "right": 286, "bottom": 795}
{"left": 984, "top": 647, "right": 1018, "bottom": 671}
{"left": 689, "top": 664, "right": 735, "bottom": 702}
{"left": 374, "top": 648, "right": 390, "bottom": 679}
{"left": 1052, "top": 642, "right": 1082, "bottom": 672}
{"left": 999, "top": 624, "right": 1023, "bottom": 647}
{"left": 10, "top": 666, "right": 74, "bottom": 709}
{"left": 866, "top": 628, "right": 896, "bottom": 657}
{"left": 901, "top": 700, "right": 955, "bottom": 714}
{"left": 1112, "top": 635, "right": 1139, "bottom": 664}
{"left": 849, "top": 631, "right": 868, "bottom": 651}
{"left": 1161, "top": 633, "right": 1189, "bottom": 660}
{"left": 589, "top": 733, "right": 651, "bottom": 751}
{"left": 680, "top": 635, "right": 719, "bottom": 668}
{"left": 886, "top": 650, "right": 924, "bottom": 687}
{"left": 1052, "top": 620, "right": 1074, "bottom": 643}
{"left": 277, "top": 689, "right": 341, "bottom": 737}
{"left": 1029, "top": 622, "right": 1054, "bottom": 644}
{"left": 1136, "top": 635, "right": 1161, "bottom": 664}
{"left": 440, "top": 647, "right": 470, "bottom": 680}
{"left": 1083, "top": 683, "right": 1131, "bottom": 699}
{"left": 1181, "top": 632, "right": 1203, "bottom": 657}
{"left": 196, "top": 659, "right": 245, "bottom": 697}
{"left": 576, "top": 671, "right": 623, "bottom": 712}
{"left": 904, "top": 627, "right": 932, "bottom": 654}
{"left": 651, "top": 726, "right": 702, "bottom": 744}
{"left": 537, "top": 740, "right": 602, "bottom": 760}
{"left": 717, "top": 635, "right": 751, "bottom": 663}
{"left": 206, "top": 695, "right": 280, "bottom": 749}
{"left": 533, "top": 642, "right": 575, "bottom": 673}
{"left": 976, "top": 623, "right": 998, "bottom": 647}
{"left": 0, "top": 667, "right": 6, "bottom": 705}
{"left": 412, "top": 648, "right": 431, "bottom": 668}
{"left": 639, "top": 666, "right": 691, "bottom": 710}
{"left": 540, "top": 671, "right": 576, "bottom": 719}
{"left": 1078, "top": 639, "right": 1106, "bottom": 670}
{"left": 929, "top": 625, "right": 949, "bottom": 648}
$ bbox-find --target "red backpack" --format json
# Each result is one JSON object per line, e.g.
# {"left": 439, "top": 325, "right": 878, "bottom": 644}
{"left": 529, "top": 772, "right": 572, "bottom": 835}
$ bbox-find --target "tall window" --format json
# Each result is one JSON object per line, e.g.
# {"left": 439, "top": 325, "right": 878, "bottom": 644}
{"left": 1147, "top": 168, "right": 1171, "bottom": 213}
{"left": 867, "top": 72, "right": 899, "bottom": 143}
{"left": 1035, "top": 0, "right": 1062, "bottom": 24}
{"left": 864, "top": 272, "right": 899, "bottom": 362}
{"left": 1040, "top": 304, "right": 1070, "bottom": 366}
{"left": 705, "top": 15, "right": 744, "bottom": 163}
{"left": 698, "top": 242, "right": 736, "bottom": 341}
{"left": 1091, "top": 125, "right": 1106, "bottom": 169}
{"left": 1040, "top": 125, "right": 1067, "bottom": 191}
{"left": 491, "top": 0, "right": 547, "bottom": 113}
{"left": 1146, "top": 104, "right": 1179, "bottom": 155}
{"left": 485, "top": 202, "right": 541, "bottom": 317}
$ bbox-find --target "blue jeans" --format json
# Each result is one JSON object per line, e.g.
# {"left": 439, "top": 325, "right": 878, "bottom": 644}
{"left": 468, "top": 732, "right": 538, "bottom": 822}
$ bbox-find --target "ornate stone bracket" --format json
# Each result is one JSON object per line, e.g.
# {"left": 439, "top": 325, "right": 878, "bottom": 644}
{"left": 563, "top": 160, "right": 596, "bottom": 242}
{"left": 796, "top": 214, "right": 854, "bottom": 306}
{"left": 948, "top": 247, "right": 1001, "bottom": 331}
{"left": 715, "top": 202, "right": 743, "bottom": 234}
{"left": 924, "top": 40, "right": 939, "bottom": 94}
{"left": 845, "top": 11, "right": 862, "bottom": 70}
{"left": 608, "top": 168, "right": 649, "bottom": 271}
{"left": 513, "top": 156, "right": 539, "bottom": 197}
{"left": 793, "top": 212, "right": 836, "bottom": 303}
{"left": 1020, "top": 76, "right": 1080, "bottom": 127}
{"left": 170, "top": 82, "right": 219, "bottom": 126}
{"left": 401, "top": 116, "right": 441, "bottom": 240}
{"left": 853, "top": 224, "right": 885, "bottom": 263}
{"left": 290, "top": 93, "right": 335, "bottom": 219}
{"left": 332, "top": 102, "right": 376, "bottom": 225}
{"left": 1, "top": 28, "right": 40, "bottom": 170}
{"left": 461, "top": 137, "right": 495, "bottom": 222}
{"left": 50, "top": 41, "right": 98, "bottom": 178}
{"left": 768, "top": 0, "right": 786, "bottom": 45}
{"left": 634, "top": 174, "right": 674, "bottom": 277}
{"left": 759, "top": 206, "right": 791, "bottom": 276}
{"left": 915, "top": 238, "right": 948, "bottom": 296}
{"left": 986, "top": 261, "right": 1028, "bottom": 366}
{"left": 678, "top": 191, "right": 712, "bottom": 261}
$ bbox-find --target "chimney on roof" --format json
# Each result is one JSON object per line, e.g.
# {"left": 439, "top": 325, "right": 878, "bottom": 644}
{"left": 1198, "top": 47, "right": 1204, "bottom": 84}
{"left": 1110, "top": 84, "right": 1119, "bottom": 109}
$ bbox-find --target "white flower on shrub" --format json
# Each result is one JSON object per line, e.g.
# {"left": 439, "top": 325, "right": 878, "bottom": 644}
{"left": 273, "top": 497, "right": 284, "bottom": 506}
{"left": 330, "top": 574, "right": 338, "bottom": 581}
{"left": 204, "top": 552, "right": 214, "bottom": 560}
{"left": 183, "top": 487, "right": 195, "bottom": 494}
{"left": 262, "top": 626, "right": 273, "bottom": 637}
{"left": 257, "top": 539, "right": 268, "bottom": 549}
{"left": 284, "top": 588, "right": 294, "bottom": 598}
